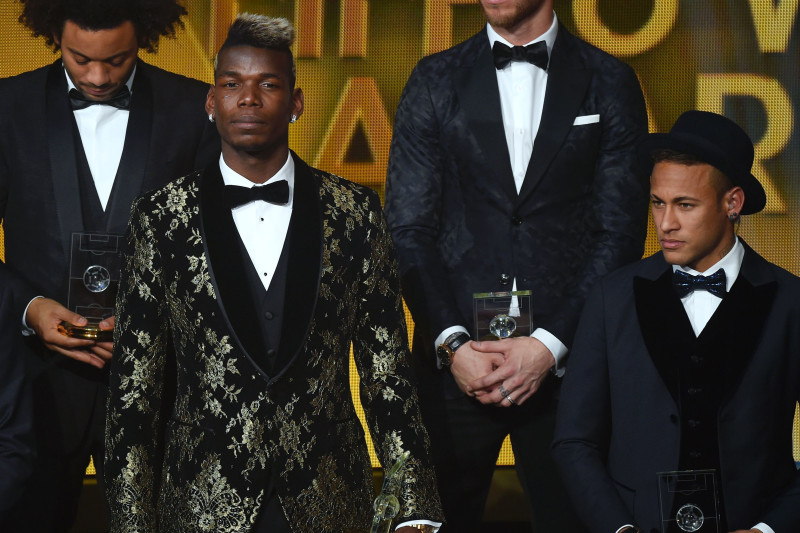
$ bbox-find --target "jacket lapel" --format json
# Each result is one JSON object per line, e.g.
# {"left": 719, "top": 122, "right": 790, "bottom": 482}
{"left": 453, "top": 30, "right": 518, "bottom": 207}
{"left": 700, "top": 243, "right": 776, "bottom": 405}
{"left": 517, "top": 25, "right": 591, "bottom": 207}
{"left": 633, "top": 254, "right": 694, "bottom": 407}
{"left": 200, "top": 163, "right": 269, "bottom": 370}
{"left": 105, "top": 61, "right": 152, "bottom": 234}
{"left": 275, "top": 153, "right": 323, "bottom": 371}
{"left": 46, "top": 61, "right": 83, "bottom": 258}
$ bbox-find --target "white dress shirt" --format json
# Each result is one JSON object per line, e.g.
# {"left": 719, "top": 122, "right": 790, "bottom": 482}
{"left": 66, "top": 64, "right": 136, "bottom": 211}
{"left": 616, "top": 238, "right": 774, "bottom": 533}
{"left": 436, "top": 14, "right": 568, "bottom": 376}
{"left": 219, "top": 153, "right": 294, "bottom": 292}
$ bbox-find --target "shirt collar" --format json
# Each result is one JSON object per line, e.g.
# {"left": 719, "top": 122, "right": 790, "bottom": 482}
{"left": 64, "top": 62, "right": 136, "bottom": 97}
{"left": 673, "top": 236, "right": 744, "bottom": 292}
{"left": 486, "top": 11, "right": 558, "bottom": 58}
{"left": 219, "top": 152, "right": 295, "bottom": 203}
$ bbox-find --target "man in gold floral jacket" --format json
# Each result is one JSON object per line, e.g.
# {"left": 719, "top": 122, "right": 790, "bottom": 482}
{"left": 104, "top": 14, "right": 442, "bottom": 533}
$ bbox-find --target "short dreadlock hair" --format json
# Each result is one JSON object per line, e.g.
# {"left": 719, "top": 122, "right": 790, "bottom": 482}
{"left": 18, "top": 0, "right": 187, "bottom": 53}
{"left": 215, "top": 13, "right": 296, "bottom": 87}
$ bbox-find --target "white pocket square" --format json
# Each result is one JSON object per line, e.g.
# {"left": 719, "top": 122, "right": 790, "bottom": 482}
{"left": 573, "top": 114, "right": 600, "bottom": 126}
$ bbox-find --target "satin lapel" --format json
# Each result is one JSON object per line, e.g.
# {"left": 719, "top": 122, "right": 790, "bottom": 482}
{"left": 275, "top": 154, "right": 322, "bottom": 369}
{"left": 199, "top": 164, "right": 269, "bottom": 367}
{"left": 46, "top": 61, "right": 83, "bottom": 257}
{"left": 699, "top": 247, "right": 776, "bottom": 406}
{"left": 453, "top": 32, "right": 518, "bottom": 205}
{"left": 517, "top": 26, "right": 591, "bottom": 207}
{"left": 633, "top": 262, "right": 695, "bottom": 407}
{"left": 105, "top": 61, "right": 152, "bottom": 234}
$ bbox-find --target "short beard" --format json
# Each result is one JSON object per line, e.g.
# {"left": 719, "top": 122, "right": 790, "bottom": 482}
{"left": 481, "top": 0, "right": 545, "bottom": 33}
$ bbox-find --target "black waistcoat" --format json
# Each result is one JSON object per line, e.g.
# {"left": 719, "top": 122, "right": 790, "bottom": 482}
{"left": 236, "top": 227, "right": 291, "bottom": 376}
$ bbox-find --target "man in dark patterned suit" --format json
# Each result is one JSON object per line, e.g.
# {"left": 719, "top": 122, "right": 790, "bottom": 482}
{"left": 0, "top": 0, "right": 218, "bottom": 530}
{"left": 105, "top": 14, "right": 442, "bottom": 533}
{"left": 385, "top": 0, "right": 649, "bottom": 530}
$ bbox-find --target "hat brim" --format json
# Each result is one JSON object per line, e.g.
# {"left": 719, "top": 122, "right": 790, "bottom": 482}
{"left": 638, "top": 132, "right": 766, "bottom": 215}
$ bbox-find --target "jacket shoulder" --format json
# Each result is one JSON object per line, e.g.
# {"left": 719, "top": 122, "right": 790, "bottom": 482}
{"left": 556, "top": 25, "right": 637, "bottom": 77}
{"left": 138, "top": 61, "right": 209, "bottom": 93}
{"left": 134, "top": 170, "right": 203, "bottom": 215}
{"left": 412, "top": 31, "right": 487, "bottom": 76}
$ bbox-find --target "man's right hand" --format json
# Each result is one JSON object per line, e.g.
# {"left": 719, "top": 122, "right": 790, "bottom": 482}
{"left": 25, "top": 297, "right": 108, "bottom": 369}
{"left": 449, "top": 341, "right": 504, "bottom": 396}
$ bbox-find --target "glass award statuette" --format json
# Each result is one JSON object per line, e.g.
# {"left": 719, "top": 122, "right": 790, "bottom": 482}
{"left": 371, "top": 450, "right": 411, "bottom": 533}
{"left": 473, "top": 291, "right": 532, "bottom": 341}
{"left": 59, "top": 233, "right": 122, "bottom": 342}
{"left": 658, "top": 470, "right": 720, "bottom": 532}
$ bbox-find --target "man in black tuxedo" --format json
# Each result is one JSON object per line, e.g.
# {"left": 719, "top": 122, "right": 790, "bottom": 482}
{"left": 0, "top": 0, "right": 218, "bottom": 530}
{"left": 553, "top": 111, "right": 800, "bottom": 533}
{"left": 385, "top": 0, "right": 648, "bottom": 530}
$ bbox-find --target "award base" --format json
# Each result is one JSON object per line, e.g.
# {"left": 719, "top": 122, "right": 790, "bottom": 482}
{"left": 58, "top": 319, "right": 113, "bottom": 342}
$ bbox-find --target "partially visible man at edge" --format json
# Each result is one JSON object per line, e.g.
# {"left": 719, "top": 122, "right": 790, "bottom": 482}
{"left": 0, "top": 0, "right": 219, "bottom": 530}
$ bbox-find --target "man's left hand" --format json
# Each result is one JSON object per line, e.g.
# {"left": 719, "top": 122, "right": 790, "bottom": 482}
{"left": 468, "top": 336, "right": 554, "bottom": 407}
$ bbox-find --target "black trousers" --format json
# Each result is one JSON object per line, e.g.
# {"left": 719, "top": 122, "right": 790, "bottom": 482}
{"left": 417, "top": 374, "right": 584, "bottom": 533}
{"left": 4, "top": 371, "right": 109, "bottom": 533}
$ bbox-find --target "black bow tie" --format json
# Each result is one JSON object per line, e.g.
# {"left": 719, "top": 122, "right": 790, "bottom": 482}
{"left": 69, "top": 86, "right": 131, "bottom": 110}
{"left": 672, "top": 269, "right": 727, "bottom": 299}
{"left": 224, "top": 181, "right": 290, "bottom": 209}
{"left": 492, "top": 40, "right": 549, "bottom": 70}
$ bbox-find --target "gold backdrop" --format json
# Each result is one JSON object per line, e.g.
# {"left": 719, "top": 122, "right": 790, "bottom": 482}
{"left": 2, "top": 0, "right": 799, "bottom": 470}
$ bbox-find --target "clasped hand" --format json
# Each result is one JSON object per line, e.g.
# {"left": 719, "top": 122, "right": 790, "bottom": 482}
{"left": 450, "top": 336, "right": 555, "bottom": 407}
{"left": 26, "top": 297, "right": 115, "bottom": 369}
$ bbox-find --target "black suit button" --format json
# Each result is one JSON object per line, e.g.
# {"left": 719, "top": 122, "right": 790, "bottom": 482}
{"left": 689, "top": 450, "right": 702, "bottom": 459}
{"left": 669, "top": 414, "right": 678, "bottom": 424}
{"left": 687, "top": 419, "right": 701, "bottom": 428}
{"left": 499, "top": 273, "right": 511, "bottom": 286}
{"left": 690, "top": 355, "right": 703, "bottom": 364}
{"left": 266, "top": 349, "right": 277, "bottom": 357}
{"left": 687, "top": 387, "right": 702, "bottom": 395}
{"left": 265, "top": 311, "right": 274, "bottom": 320}
{"left": 511, "top": 215, "right": 523, "bottom": 226}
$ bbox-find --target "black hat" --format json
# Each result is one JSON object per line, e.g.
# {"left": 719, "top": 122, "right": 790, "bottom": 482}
{"left": 638, "top": 110, "right": 766, "bottom": 215}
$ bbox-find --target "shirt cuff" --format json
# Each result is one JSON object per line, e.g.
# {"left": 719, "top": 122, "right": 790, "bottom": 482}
{"left": 395, "top": 519, "right": 442, "bottom": 532}
{"left": 753, "top": 522, "right": 774, "bottom": 533}
{"left": 531, "top": 327, "right": 567, "bottom": 376}
{"left": 21, "top": 296, "right": 44, "bottom": 336}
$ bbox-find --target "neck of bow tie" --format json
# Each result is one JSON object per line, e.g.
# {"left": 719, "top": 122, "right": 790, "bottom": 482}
{"left": 672, "top": 269, "right": 727, "bottom": 298}
{"left": 224, "top": 180, "right": 290, "bottom": 209}
{"left": 492, "top": 40, "right": 549, "bottom": 70}
{"left": 69, "top": 86, "right": 131, "bottom": 111}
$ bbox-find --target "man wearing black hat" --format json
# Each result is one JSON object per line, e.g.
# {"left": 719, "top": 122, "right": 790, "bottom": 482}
{"left": 552, "top": 110, "right": 800, "bottom": 533}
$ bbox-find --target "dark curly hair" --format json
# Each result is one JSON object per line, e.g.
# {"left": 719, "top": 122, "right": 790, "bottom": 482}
{"left": 18, "top": 0, "right": 187, "bottom": 53}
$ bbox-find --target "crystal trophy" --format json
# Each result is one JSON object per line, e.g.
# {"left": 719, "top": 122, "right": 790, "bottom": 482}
{"left": 370, "top": 450, "right": 411, "bottom": 533}
{"left": 658, "top": 470, "right": 720, "bottom": 532}
{"left": 57, "top": 232, "right": 122, "bottom": 342}
{"left": 473, "top": 291, "right": 533, "bottom": 341}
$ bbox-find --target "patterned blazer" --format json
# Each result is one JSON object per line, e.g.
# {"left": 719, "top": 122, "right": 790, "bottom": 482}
{"left": 105, "top": 153, "right": 442, "bottom": 533}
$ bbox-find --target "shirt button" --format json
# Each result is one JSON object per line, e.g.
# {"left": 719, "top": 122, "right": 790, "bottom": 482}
{"left": 263, "top": 272, "right": 268, "bottom": 277}
{"left": 265, "top": 311, "right": 274, "bottom": 320}
{"left": 689, "top": 450, "right": 702, "bottom": 459}
{"left": 499, "top": 273, "right": 511, "bottom": 286}
{"left": 688, "top": 419, "right": 701, "bottom": 429}
{"left": 511, "top": 216, "right": 523, "bottom": 226}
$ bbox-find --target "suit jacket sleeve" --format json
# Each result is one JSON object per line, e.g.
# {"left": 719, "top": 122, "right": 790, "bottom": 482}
{"left": 0, "top": 291, "right": 35, "bottom": 523}
{"left": 547, "top": 63, "right": 649, "bottom": 348}
{"left": 105, "top": 196, "right": 171, "bottom": 532}
{"left": 385, "top": 64, "right": 463, "bottom": 343}
{"left": 552, "top": 281, "right": 638, "bottom": 533}
{"left": 351, "top": 190, "right": 443, "bottom": 524}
